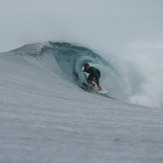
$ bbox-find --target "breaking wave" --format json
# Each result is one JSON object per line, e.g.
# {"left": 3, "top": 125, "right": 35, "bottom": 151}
{"left": 10, "top": 41, "right": 126, "bottom": 100}
{"left": 5, "top": 41, "right": 163, "bottom": 108}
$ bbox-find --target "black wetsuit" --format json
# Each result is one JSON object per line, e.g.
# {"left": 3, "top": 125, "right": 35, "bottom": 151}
{"left": 84, "top": 67, "right": 101, "bottom": 85}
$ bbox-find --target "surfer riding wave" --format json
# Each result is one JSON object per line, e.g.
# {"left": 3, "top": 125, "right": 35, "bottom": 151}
{"left": 83, "top": 63, "right": 102, "bottom": 91}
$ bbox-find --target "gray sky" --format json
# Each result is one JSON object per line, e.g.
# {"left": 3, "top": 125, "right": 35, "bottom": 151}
{"left": 0, "top": 0, "right": 163, "bottom": 53}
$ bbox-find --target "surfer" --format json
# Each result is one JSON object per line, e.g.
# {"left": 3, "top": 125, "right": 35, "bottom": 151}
{"left": 83, "top": 63, "right": 102, "bottom": 91}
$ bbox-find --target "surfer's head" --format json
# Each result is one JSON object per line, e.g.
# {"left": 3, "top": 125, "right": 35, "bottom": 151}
{"left": 84, "top": 63, "right": 89, "bottom": 70}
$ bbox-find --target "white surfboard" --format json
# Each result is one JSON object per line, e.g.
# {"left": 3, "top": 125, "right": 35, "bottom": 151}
{"left": 92, "top": 85, "right": 109, "bottom": 94}
{"left": 92, "top": 85, "right": 117, "bottom": 100}
{"left": 97, "top": 88, "right": 109, "bottom": 94}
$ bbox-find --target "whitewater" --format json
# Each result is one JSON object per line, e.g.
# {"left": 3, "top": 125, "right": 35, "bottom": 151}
{"left": 0, "top": 42, "right": 163, "bottom": 163}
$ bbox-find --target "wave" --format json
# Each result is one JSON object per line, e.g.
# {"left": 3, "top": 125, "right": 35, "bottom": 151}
{"left": 3, "top": 41, "right": 163, "bottom": 108}
{"left": 9, "top": 41, "right": 127, "bottom": 100}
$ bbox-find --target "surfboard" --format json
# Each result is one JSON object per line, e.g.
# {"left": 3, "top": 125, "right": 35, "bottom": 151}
{"left": 79, "top": 72, "right": 116, "bottom": 99}
{"left": 92, "top": 85, "right": 109, "bottom": 94}
{"left": 81, "top": 82, "right": 116, "bottom": 99}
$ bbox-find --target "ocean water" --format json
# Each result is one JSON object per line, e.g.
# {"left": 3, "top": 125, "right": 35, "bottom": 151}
{"left": 0, "top": 42, "right": 163, "bottom": 163}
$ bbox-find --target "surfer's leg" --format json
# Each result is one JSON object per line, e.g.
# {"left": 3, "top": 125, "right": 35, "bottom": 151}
{"left": 93, "top": 76, "right": 102, "bottom": 90}
{"left": 87, "top": 79, "right": 95, "bottom": 86}
{"left": 88, "top": 75, "right": 95, "bottom": 86}
{"left": 97, "top": 84, "right": 102, "bottom": 90}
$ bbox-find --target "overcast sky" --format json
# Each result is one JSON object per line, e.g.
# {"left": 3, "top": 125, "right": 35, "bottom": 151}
{"left": 0, "top": 0, "right": 163, "bottom": 53}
